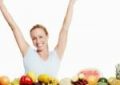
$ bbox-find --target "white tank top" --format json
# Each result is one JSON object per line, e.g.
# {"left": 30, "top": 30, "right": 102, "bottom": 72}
{"left": 23, "top": 47, "right": 60, "bottom": 77}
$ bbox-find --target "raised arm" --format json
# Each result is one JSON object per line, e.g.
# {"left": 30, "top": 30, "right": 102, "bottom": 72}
{"left": 55, "top": 0, "right": 76, "bottom": 59}
{"left": 0, "top": 0, "right": 29, "bottom": 56}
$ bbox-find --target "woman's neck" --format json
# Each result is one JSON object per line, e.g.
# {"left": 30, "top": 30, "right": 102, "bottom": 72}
{"left": 37, "top": 48, "right": 49, "bottom": 60}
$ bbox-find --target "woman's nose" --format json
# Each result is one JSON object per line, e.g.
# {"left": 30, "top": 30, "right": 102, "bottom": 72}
{"left": 36, "top": 38, "right": 40, "bottom": 42}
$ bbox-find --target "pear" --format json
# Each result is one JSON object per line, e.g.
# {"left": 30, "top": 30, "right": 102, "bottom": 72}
{"left": 26, "top": 71, "right": 37, "bottom": 83}
{"left": 11, "top": 78, "right": 19, "bottom": 85}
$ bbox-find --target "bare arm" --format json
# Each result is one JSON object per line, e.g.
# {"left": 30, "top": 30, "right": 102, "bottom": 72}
{"left": 55, "top": 0, "right": 76, "bottom": 59}
{"left": 0, "top": 0, "right": 29, "bottom": 56}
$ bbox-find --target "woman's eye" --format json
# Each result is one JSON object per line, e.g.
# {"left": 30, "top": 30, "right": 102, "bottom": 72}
{"left": 32, "top": 37, "right": 36, "bottom": 40}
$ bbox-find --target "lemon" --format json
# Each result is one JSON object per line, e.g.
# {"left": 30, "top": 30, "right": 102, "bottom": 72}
{"left": 38, "top": 74, "right": 50, "bottom": 83}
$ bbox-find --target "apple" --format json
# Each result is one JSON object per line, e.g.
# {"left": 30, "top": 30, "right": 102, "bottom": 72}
{"left": 20, "top": 75, "right": 33, "bottom": 85}
{"left": 26, "top": 71, "right": 37, "bottom": 83}
{"left": 0, "top": 75, "right": 10, "bottom": 85}
{"left": 98, "top": 77, "right": 108, "bottom": 83}
{"left": 97, "top": 77, "right": 109, "bottom": 85}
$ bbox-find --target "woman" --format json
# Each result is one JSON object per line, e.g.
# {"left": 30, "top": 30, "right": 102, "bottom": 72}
{"left": 0, "top": 0, "right": 76, "bottom": 77}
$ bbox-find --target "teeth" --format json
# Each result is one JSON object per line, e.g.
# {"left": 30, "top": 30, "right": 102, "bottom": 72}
{"left": 37, "top": 43, "right": 43, "bottom": 47}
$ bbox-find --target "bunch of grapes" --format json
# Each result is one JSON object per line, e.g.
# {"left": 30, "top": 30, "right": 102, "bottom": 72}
{"left": 71, "top": 79, "right": 88, "bottom": 85}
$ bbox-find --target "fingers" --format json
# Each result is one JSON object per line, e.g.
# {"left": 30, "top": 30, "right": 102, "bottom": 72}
{"left": 70, "top": 0, "right": 77, "bottom": 4}
{"left": 69, "top": 0, "right": 78, "bottom": 6}
{"left": 0, "top": 0, "right": 3, "bottom": 7}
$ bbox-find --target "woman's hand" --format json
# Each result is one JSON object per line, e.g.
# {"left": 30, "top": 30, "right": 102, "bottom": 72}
{"left": 0, "top": 0, "right": 3, "bottom": 7}
{"left": 70, "top": 0, "right": 77, "bottom": 6}
{"left": 0, "top": 0, "right": 29, "bottom": 56}
{"left": 55, "top": 0, "right": 78, "bottom": 59}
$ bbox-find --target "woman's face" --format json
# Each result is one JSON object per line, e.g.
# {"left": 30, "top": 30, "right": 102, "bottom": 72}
{"left": 30, "top": 28, "right": 48, "bottom": 52}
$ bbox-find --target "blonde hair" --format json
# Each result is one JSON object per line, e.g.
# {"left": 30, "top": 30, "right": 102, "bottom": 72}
{"left": 30, "top": 24, "right": 48, "bottom": 36}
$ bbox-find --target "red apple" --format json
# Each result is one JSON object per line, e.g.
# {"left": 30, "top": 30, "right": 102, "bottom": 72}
{"left": 0, "top": 75, "right": 10, "bottom": 85}
{"left": 20, "top": 75, "right": 33, "bottom": 85}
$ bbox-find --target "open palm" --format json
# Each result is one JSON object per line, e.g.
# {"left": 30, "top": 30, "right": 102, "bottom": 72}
{"left": 0, "top": 0, "right": 3, "bottom": 7}
{"left": 70, "top": 0, "right": 78, "bottom": 5}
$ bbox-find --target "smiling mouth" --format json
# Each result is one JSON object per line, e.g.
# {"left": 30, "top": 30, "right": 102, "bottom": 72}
{"left": 36, "top": 43, "right": 44, "bottom": 47}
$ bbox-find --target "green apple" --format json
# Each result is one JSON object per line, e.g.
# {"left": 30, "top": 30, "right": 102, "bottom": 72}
{"left": 26, "top": 71, "right": 37, "bottom": 83}
{"left": 97, "top": 82, "right": 108, "bottom": 85}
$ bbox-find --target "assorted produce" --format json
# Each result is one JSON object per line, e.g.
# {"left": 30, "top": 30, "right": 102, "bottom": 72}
{"left": 0, "top": 66, "right": 120, "bottom": 85}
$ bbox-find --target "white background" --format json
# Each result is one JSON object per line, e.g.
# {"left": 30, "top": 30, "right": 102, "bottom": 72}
{"left": 0, "top": 0, "right": 120, "bottom": 80}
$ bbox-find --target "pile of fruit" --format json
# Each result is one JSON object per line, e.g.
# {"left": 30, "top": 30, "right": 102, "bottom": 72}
{"left": 1, "top": 67, "right": 120, "bottom": 85}
{"left": 59, "top": 68, "right": 120, "bottom": 85}
{"left": 0, "top": 71, "right": 59, "bottom": 85}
